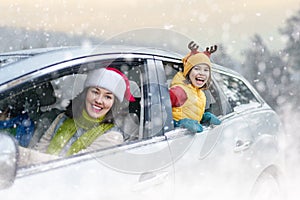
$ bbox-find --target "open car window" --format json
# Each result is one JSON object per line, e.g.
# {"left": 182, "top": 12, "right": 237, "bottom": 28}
{"left": 162, "top": 61, "right": 224, "bottom": 119}
{"left": 0, "top": 57, "right": 146, "bottom": 167}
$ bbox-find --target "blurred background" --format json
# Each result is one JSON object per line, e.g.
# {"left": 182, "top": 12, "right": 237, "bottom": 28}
{"left": 1, "top": 0, "right": 300, "bottom": 198}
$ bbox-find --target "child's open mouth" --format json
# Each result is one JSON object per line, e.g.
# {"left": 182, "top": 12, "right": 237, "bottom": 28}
{"left": 195, "top": 77, "right": 205, "bottom": 85}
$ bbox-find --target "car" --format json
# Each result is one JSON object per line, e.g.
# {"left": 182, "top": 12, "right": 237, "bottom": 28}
{"left": 0, "top": 44, "right": 285, "bottom": 200}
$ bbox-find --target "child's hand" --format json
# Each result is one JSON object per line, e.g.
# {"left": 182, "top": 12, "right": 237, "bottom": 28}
{"left": 174, "top": 118, "right": 203, "bottom": 133}
{"left": 201, "top": 112, "right": 221, "bottom": 125}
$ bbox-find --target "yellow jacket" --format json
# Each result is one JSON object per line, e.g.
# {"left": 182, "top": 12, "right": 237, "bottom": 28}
{"left": 170, "top": 72, "right": 206, "bottom": 122}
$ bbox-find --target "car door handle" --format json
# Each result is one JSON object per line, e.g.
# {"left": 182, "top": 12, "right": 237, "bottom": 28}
{"left": 131, "top": 171, "right": 169, "bottom": 191}
{"left": 234, "top": 140, "right": 252, "bottom": 152}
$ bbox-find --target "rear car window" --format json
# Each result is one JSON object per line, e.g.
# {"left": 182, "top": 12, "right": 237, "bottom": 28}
{"left": 214, "top": 72, "right": 261, "bottom": 112}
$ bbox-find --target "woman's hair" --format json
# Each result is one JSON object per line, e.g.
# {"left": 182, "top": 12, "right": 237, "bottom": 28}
{"left": 65, "top": 87, "right": 119, "bottom": 124}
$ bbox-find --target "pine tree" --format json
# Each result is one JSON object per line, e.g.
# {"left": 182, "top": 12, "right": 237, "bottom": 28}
{"left": 279, "top": 9, "right": 300, "bottom": 110}
{"left": 211, "top": 43, "right": 241, "bottom": 72}
{"left": 242, "top": 34, "right": 289, "bottom": 110}
{"left": 280, "top": 9, "right": 300, "bottom": 71}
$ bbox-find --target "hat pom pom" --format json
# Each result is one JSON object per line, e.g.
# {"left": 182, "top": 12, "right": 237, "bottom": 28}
{"left": 106, "top": 67, "right": 135, "bottom": 102}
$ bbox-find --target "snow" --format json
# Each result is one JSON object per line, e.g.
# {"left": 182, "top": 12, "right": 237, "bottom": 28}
{"left": 1, "top": 1, "right": 300, "bottom": 199}
{"left": 280, "top": 106, "right": 300, "bottom": 200}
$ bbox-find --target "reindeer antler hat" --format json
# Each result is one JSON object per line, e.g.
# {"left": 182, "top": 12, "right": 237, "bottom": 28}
{"left": 182, "top": 41, "right": 217, "bottom": 77}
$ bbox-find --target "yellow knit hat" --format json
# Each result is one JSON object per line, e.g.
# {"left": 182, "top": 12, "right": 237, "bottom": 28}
{"left": 182, "top": 52, "right": 211, "bottom": 77}
{"left": 182, "top": 41, "right": 217, "bottom": 77}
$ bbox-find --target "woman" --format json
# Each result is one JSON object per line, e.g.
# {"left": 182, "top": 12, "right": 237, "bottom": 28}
{"left": 169, "top": 41, "right": 221, "bottom": 132}
{"left": 35, "top": 67, "right": 135, "bottom": 156}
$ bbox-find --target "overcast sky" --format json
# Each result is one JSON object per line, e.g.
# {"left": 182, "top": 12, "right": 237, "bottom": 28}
{"left": 0, "top": 0, "right": 299, "bottom": 60}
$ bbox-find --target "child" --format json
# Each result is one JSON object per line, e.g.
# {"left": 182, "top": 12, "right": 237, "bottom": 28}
{"left": 169, "top": 41, "right": 221, "bottom": 132}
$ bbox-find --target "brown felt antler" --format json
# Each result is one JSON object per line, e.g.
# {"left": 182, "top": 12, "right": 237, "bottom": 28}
{"left": 204, "top": 45, "right": 218, "bottom": 57}
{"left": 188, "top": 41, "right": 200, "bottom": 54}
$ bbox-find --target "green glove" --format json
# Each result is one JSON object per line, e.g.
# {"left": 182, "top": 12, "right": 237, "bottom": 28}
{"left": 201, "top": 112, "right": 221, "bottom": 125}
{"left": 174, "top": 118, "right": 203, "bottom": 133}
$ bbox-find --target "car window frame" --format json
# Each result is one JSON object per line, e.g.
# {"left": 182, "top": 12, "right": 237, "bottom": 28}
{"left": 212, "top": 68, "right": 264, "bottom": 115}
{"left": 156, "top": 57, "right": 227, "bottom": 128}
{"left": 0, "top": 53, "right": 177, "bottom": 167}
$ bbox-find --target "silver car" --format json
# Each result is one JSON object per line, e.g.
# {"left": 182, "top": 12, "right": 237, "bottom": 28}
{"left": 0, "top": 45, "right": 285, "bottom": 200}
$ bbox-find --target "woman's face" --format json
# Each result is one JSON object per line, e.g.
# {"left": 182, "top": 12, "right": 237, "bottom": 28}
{"left": 85, "top": 87, "right": 115, "bottom": 119}
{"left": 188, "top": 64, "right": 210, "bottom": 88}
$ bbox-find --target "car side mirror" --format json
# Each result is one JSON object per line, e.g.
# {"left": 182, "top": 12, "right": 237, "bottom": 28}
{"left": 0, "top": 132, "right": 18, "bottom": 189}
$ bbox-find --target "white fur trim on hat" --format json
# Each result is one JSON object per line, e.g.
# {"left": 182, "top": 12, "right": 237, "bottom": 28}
{"left": 84, "top": 68, "right": 126, "bottom": 102}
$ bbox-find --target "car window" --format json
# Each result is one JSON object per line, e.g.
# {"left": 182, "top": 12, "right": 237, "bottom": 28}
{"left": 0, "top": 57, "right": 147, "bottom": 167}
{"left": 203, "top": 82, "right": 223, "bottom": 116}
{"left": 213, "top": 72, "right": 261, "bottom": 113}
{"left": 162, "top": 61, "right": 223, "bottom": 117}
{"left": 0, "top": 81, "right": 61, "bottom": 150}
{"left": 59, "top": 60, "right": 143, "bottom": 142}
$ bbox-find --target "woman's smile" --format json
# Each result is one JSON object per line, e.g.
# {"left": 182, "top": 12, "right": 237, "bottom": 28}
{"left": 91, "top": 104, "right": 103, "bottom": 113}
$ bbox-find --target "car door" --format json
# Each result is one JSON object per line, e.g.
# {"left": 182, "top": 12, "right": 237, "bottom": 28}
{"left": 2, "top": 140, "right": 174, "bottom": 200}
{"left": 213, "top": 69, "right": 285, "bottom": 197}
{"left": 0, "top": 53, "right": 175, "bottom": 200}
{"left": 156, "top": 59, "right": 268, "bottom": 199}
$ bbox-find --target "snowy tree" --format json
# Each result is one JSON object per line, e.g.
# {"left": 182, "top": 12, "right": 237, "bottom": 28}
{"left": 242, "top": 34, "right": 290, "bottom": 110}
{"left": 242, "top": 34, "right": 270, "bottom": 84}
{"left": 279, "top": 9, "right": 300, "bottom": 109}
{"left": 280, "top": 9, "right": 300, "bottom": 71}
{"left": 212, "top": 43, "right": 241, "bottom": 73}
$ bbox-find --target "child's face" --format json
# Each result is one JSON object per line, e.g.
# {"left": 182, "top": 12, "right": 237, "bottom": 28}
{"left": 85, "top": 87, "right": 115, "bottom": 119}
{"left": 189, "top": 64, "right": 210, "bottom": 88}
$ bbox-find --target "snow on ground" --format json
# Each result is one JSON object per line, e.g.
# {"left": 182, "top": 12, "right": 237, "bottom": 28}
{"left": 280, "top": 106, "right": 300, "bottom": 200}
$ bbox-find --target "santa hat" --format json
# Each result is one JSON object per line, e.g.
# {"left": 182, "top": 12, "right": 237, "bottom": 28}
{"left": 182, "top": 41, "right": 217, "bottom": 77}
{"left": 84, "top": 67, "right": 135, "bottom": 102}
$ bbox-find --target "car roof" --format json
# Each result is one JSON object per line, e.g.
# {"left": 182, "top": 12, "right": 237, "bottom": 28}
{"left": 0, "top": 45, "right": 240, "bottom": 86}
{"left": 0, "top": 47, "right": 71, "bottom": 66}
{"left": 0, "top": 45, "right": 183, "bottom": 83}
{"left": 0, "top": 45, "right": 183, "bottom": 66}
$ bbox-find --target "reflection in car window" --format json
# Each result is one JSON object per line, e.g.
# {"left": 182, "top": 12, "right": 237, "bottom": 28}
{"left": 51, "top": 74, "right": 86, "bottom": 110}
{"left": 1, "top": 58, "right": 146, "bottom": 166}
{"left": 0, "top": 81, "right": 60, "bottom": 151}
{"left": 214, "top": 72, "right": 260, "bottom": 111}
